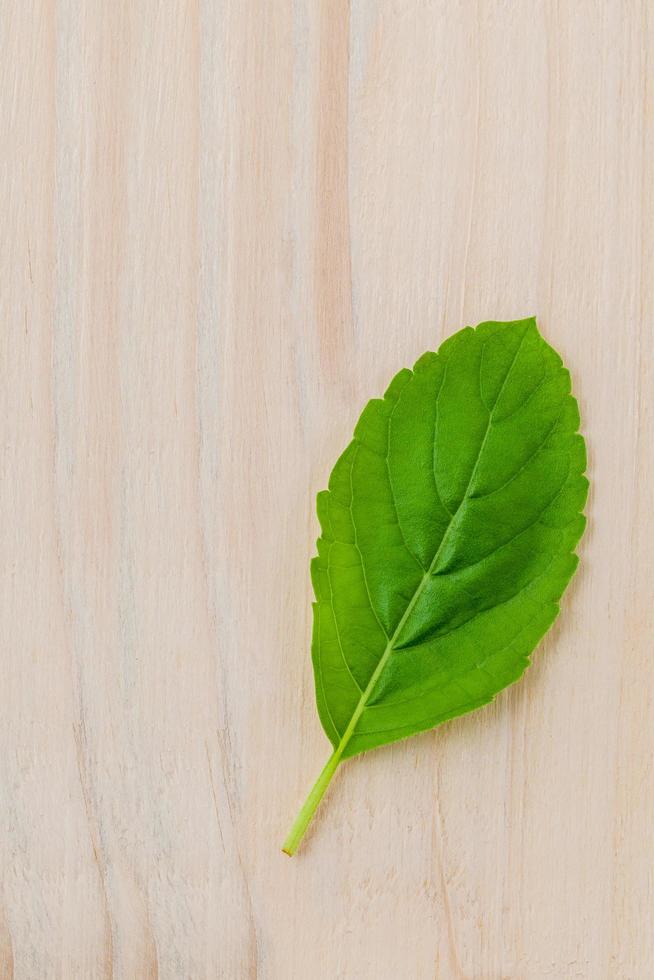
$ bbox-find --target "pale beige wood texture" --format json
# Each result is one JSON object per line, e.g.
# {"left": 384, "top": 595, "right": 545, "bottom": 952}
{"left": 1, "top": 2, "right": 652, "bottom": 978}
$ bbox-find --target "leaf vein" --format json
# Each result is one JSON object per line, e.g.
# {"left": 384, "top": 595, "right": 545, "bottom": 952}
{"left": 366, "top": 554, "right": 558, "bottom": 712}
{"left": 315, "top": 602, "right": 342, "bottom": 741}
{"left": 326, "top": 546, "right": 364, "bottom": 694}
{"left": 436, "top": 462, "right": 572, "bottom": 578}
{"left": 431, "top": 361, "right": 455, "bottom": 517}
{"left": 348, "top": 446, "right": 390, "bottom": 641}
{"left": 337, "top": 326, "right": 533, "bottom": 743}
{"left": 386, "top": 393, "right": 428, "bottom": 571}
{"left": 469, "top": 412, "right": 563, "bottom": 501}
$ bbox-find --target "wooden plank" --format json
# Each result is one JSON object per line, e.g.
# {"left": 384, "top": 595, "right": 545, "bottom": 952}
{"left": 0, "top": 2, "right": 652, "bottom": 976}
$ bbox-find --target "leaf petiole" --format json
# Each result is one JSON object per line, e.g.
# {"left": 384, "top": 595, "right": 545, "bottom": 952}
{"left": 282, "top": 749, "right": 342, "bottom": 855}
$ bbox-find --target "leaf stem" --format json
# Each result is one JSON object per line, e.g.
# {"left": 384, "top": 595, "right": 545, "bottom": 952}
{"left": 282, "top": 749, "right": 342, "bottom": 855}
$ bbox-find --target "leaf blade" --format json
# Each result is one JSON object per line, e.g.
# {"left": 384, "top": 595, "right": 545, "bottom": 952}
{"left": 312, "top": 317, "right": 587, "bottom": 758}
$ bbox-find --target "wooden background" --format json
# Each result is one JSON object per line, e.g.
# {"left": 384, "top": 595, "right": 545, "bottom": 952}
{"left": 1, "top": 1, "right": 652, "bottom": 977}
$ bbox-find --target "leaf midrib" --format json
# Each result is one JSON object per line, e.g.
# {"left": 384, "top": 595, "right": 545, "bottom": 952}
{"left": 330, "top": 327, "right": 529, "bottom": 759}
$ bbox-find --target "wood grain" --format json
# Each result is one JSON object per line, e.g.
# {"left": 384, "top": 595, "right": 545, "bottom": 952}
{"left": 1, "top": 2, "right": 652, "bottom": 977}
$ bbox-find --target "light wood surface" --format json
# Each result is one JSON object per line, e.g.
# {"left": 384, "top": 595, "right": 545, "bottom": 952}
{"left": 1, "top": 2, "right": 652, "bottom": 978}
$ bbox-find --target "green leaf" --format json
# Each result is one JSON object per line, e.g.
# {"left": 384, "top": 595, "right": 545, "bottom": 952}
{"left": 283, "top": 318, "right": 587, "bottom": 854}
